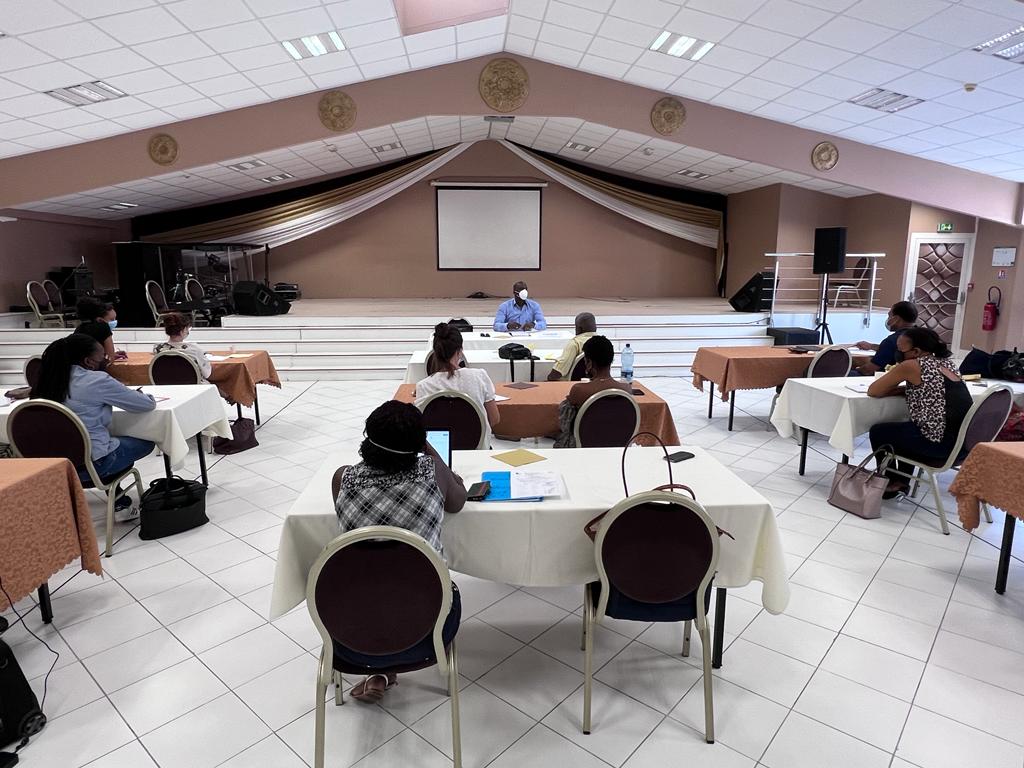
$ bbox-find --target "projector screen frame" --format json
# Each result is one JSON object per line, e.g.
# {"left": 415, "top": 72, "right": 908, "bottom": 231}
{"left": 434, "top": 183, "right": 544, "bottom": 271}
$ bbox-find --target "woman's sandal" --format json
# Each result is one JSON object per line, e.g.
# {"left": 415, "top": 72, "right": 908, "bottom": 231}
{"left": 350, "top": 674, "right": 397, "bottom": 703}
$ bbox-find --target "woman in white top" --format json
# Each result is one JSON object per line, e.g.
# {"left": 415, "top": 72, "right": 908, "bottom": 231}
{"left": 153, "top": 311, "right": 212, "bottom": 379}
{"left": 415, "top": 322, "right": 500, "bottom": 440}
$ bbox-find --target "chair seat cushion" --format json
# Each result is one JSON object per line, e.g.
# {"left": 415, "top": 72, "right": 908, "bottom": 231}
{"left": 592, "top": 579, "right": 712, "bottom": 623}
{"left": 331, "top": 586, "right": 461, "bottom": 675}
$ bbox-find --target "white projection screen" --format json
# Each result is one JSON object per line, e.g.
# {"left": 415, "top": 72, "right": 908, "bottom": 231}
{"left": 436, "top": 187, "right": 542, "bottom": 270}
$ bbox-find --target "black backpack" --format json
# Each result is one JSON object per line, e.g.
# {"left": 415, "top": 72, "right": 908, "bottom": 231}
{"left": 448, "top": 318, "right": 473, "bottom": 332}
{"left": 0, "top": 639, "right": 46, "bottom": 750}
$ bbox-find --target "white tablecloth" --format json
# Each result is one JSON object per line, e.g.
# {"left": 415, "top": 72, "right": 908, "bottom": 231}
{"left": 404, "top": 348, "right": 562, "bottom": 385}
{"left": 0, "top": 384, "right": 231, "bottom": 469}
{"left": 449, "top": 330, "right": 574, "bottom": 351}
{"left": 771, "top": 377, "right": 1024, "bottom": 457}
{"left": 270, "top": 446, "right": 789, "bottom": 619}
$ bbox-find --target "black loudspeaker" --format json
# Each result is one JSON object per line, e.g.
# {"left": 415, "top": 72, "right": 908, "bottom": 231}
{"left": 729, "top": 272, "right": 773, "bottom": 312}
{"left": 767, "top": 327, "right": 820, "bottom": 346}
{"left": 232, "top": 281, "right": 291, "bottom": 316}
{"left": 813, "top": 227, "right": 847, "bottom": 274}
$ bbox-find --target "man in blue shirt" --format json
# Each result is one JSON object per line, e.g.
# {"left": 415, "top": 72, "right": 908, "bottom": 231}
{"left": 853, "top": 301, "right": 917, "bottom": 375}
{"left": 493, "top": 281, "right": 546, "bottom": 332}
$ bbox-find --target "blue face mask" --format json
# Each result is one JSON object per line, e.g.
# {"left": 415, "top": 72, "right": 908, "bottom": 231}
{"left": 107, "top": 319, "right": 118, "bottom": 330}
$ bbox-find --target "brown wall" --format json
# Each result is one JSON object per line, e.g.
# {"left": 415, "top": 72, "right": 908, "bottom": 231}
{"left": 723, "top": 185, "right": 780, "bottom": 297}
{"left": 0, "top": 212, "right": 124, "bottom": 313}
{"left": 908, "top": 203, "right": 977, "bottom": 238}
{"left": 845, "top": 195, "right": 913, "bottom": 307}
{"left": 962, "top": 220, "right": 1024, "bottom": 352}
{"left": 261, "top": 141, "right": 718, "bottom": 298}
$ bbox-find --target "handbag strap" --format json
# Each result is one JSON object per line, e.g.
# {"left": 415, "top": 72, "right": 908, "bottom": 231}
{"left": 620, "top": 431, "right": 672, "bottom": 496}
{"left": 651, "top": 482, "right": 696, "bottom": 500}
{"left": 848, "top": 445, "right": 893, "bottom": 476}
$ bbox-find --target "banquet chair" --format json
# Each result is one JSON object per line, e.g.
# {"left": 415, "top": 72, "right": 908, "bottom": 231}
{"left": 26, "top": 281, "right": 65, "bottom": 328}
{"left": 306, "top": 527, "right": 462, "bottom": 768}
{"left": 149, "top": 350, "right": 203, "bottom": 385}
{"left": 569, "top": 354, "right": 587, "bottom": 381}
{"left": 145, "top": 280, "right": 176, "bottom": 326}
{"left": 330, "top": 466, "right": 347, "bottom": 502}
{"left": 185, "top": 278, "right": 211, "bottom": 327}
{"left": 831, "top": 257, "right": 870, "bottom": 307}
{"left": 893, "top": 386, "right": 1013, "bottom": 535}
{"left": 574, "top": 389, "right": 640, "bottom": 448}
{"left": 767, "top": 345, "right": 852, "bottom": 427}
{"left": 24, "top": 355, "right": 42, "bottom": 390}
{"left": 583, "top": 490, "right": 719, "bottom": 742}
{"left": 418, "top": 390, "right": 488, "bottom": 450}
{"left": 7, "top": 400, "right": 146, "bottom": 557}
{"left": 42, "top": 279, "right": 77, "bottom": 326}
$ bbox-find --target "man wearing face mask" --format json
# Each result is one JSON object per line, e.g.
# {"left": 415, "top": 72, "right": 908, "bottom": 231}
{"left": 852, "top": 301, "right": 918, "bottom": 375}
{"left": 493, "top": 280, "right": 547, "bottom": 332}
{"left": 75, "top": 297, "right": 128, "bottom": 362}
{"left": 32, "top": 334, "right": 156, "bottom": 519}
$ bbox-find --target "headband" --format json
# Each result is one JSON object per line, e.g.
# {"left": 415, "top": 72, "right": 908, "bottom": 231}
{"left": 365, "top": 436, "right": 418, "bottom": 455}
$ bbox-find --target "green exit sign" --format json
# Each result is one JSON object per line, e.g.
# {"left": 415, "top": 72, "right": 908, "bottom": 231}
{"left": 937, "top": 222, "right": 954, "bottom": 232}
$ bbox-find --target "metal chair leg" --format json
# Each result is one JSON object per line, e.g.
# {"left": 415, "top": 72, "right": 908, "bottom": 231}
{"left": 699, "top": 623, "right": 715, "bottom": 744}
{"left": 583, "top": 584, "right": 594, "bottom": 735}
{"left": 104, "top": 489, "right": 115, "bottom": 557}
{"left": 314, "top": 661, "right": 328, "bottom": 768}
{"left": 580, "top": 586, "right": 587, "bottom": 651}
{"left": 983, "top": 501, "right": 993, "bottom": 525}
{"left": 909, "top": 466, "right": 921, "bottom": 499}
{"left": 682, "top": 621, "right": 692, "bottom": 657}
{"left": 928, "top": 471, "right": 950, "bottom": 535}
{"left": 449, "top": 644, "right": 462, "bottom": 768}
{"left": 333, "top": 670, "right": 343, "bottom": 706}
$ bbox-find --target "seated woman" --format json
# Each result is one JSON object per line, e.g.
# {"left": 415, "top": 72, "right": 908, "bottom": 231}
{"left": 32, "top": 334, "right": 156, "bottom": 519}
{"left": 415, "top": 322, "right": 499, "bottom": 442}
{"left": 867, "top": 327, "right": 972, "bottom": 499}
{"left": 75, "top": 297, "right": 126, "bottom": 362}
{"left": 554, "top": 335, "right": 632, "bottom": 448}
{"left": 335, "top": 400, "right": 467, "bottom": 702}
{"left": 154, "top": 311, "right": 212, "bottom": 379}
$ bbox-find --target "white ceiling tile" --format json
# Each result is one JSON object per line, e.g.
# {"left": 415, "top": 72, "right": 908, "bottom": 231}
{"left": 138, "top": 84, "right": 202, "bottom": 107}
{"left": 166, "top": 56, "right": 237, "bottom": 82}
{"left": 538, "top": 22, "right": 594, "bottom": 51}
{"left": 668, "top": 8, "right": 740, "bottom": 42}
{"left": 0, "top": 37, "right": 54, "bottom": 73}
{"left": 341, "top": 18, "right": 402, "bottom": 47}
{"left": 27, "top": 107, "right": 102, "bottom": 129}
{"left": 909, "top": 5, "right": 1018, "bottom": 46}
{"left": 754, "top": 102, "right": 811, "bottom": 122}
{"left": 685, "top": 62, "right": 742, "bottom": 88}
{"left": 884, "top": 71, "right": 961, "bottom": 99}
{"left": 819, "top": 101, "right": 887, "bottom": 124}
{"left": 107, "top": 68, "right": 181, "bottom": 94}
{"left": 694, "top": 45, "right": 768, "bottom": 76}
{"left": 752, "top": 60, "right": 817, "bottom": 87}
{"left": 879, "top": 135, "right": 940, "bottom": 153}
{"left": 596, "top": 16, "right": 660, "bottom": 46}
{"left": 579, "top": 54, "right": 630, "bottom": 79}
{"left": 830, "top": 57, "right": 911, "bottom": 86}
{"left": 404, "top": 27, "right": 457, "bottom": 53}
{"left": 935, "top": 87, "right": 1018, "bottom": 112}
{"left": 532, "top": 41, "right": 582, "bottom": 67}
{"left": 309, "top": 67, "right": 363, "bottom": 88}
{"left": 666, "top": 78, "right": 721, "bottom": 101}
{"left": 864, "top": 32, "right": 958, "bottom": 69}
{"left": 0, "top": 119, "right": 46, "bottom": 139}
{"left": 133, "top": 34, "right": 215, "bottom": 65}
{"left": 776, "top": 89, "right": 839, "bottom": 111}
{"left": 297, "top": 50, "right": 356, "bottom": 74}
{"left": 730, "top": 76, "right": 790, "bottom": 100}
{"left": 165, "top": 0, "right": 256, "bottom": 31}
{"left": 192, "top": 73, "right": 256, "bottom": 97}
{"left": 624, "top": 65, "right": 676, "bottom": 89}
{"left": 796, "top": 113, "right": 854, "bottom": 132}
{"left": 632, "top": 50, "right": 693, "bottom": 76}
{"left": 408, "top": 46, "right": 458, "bottom": 68}
{"left": 16, "top": 130, "right": 75, "bottom": 148}
{"left": 719, "top": 24, "right": 797, "bottom": 56}
{"left": 0, "top": 0, "right": 81, "bottom": 33}
{"left": 351, "top": 38, "right": 407, "bottom": 64}
{"left": 93, "top": 7, "right": 188, "bottom": 44}
{"left": 0, "top": 92, "right": 66, "bottom": 117}
{"left": 214, "top": 88, "right": 269, "bottom": 110}
{"left": 712, "top": 90, "right": 767, "bottom": 111}
{"left": 747, "top": 0, "right": 832, "bottom": 35}
{"left": 5, "top": 61, "right": 92, "bottom": 91}
{"left": 959, "top": 0, "right": 1024, "bottom": 21}
{"left": 981, "top": 102, "right": 1024, "bottom": 125}
{"left": 359, "top": 56, "right": 411, "bottom": 78}
{"left": 222, "top": 44, "right": 293, "bottom": 71}
{"left": 802, "top": 72, "right": 874, "bottom": 99}
{"left": 261, "top": 7, "right": 335, "bottom": 40}
{"left": 909, "top": 125, "right": 979, "bottom": 146}
{"left": 982, "top": 67, "right": 1024, "bottom": 98}
{"left": 959, "top": 156, "right": 1024, "bottom": 173}
{"left": 457, "top": 35, "right": 504, "bottom": 59}
{"left": 587, "top": 37, "right": 642, "bottom": 65}
{"left": 608, "top": 0, "right": 677, "bottom": 27}
{"left": 248, "top": 0, "right": 320, "bottom": 13}
{"left": 776, "top": 40, "right": 855, "bottom": 71}
{"left": 68, "top": 48, "right": 153, "bottom": 79}
{"left": 326, "top": 0, "right": 396, "bottom": 28}
{"left": 21, "top": 23, "right": 122, "bottom": 59}
{"left": 545, "top": 1, "right": 605, "bottom": 33}
{"left": 115, "top": 110, "right": 173, "bottom": 129}
{"left": 686, "top": 0, "right": 768, "bottom": 21}
{"left": 812, "top": 16, "right": 898, "bottom": 53}
{"left": 163, "top": 98, "right": 221, "bottom": 119}
{"left": 836, "top": 124, "right": 896, "bottom": 143}
{"left": 926, "top": 50, "right": 1021, "bottom": 83}
{"left": 196, "top": 21, "right": 276, "bottom": 52}
{"left": 511, "top": 0, "right": 551, "bottom": 20}
{"left": 457, "top": 16, "right": 508, "bottom": 42}
{"left": 246, "top": 62, "right": 305, "bottom": 86}
{"left": 64, "top": 121, "right": 125, "bottom": 139}
{"left": 863, "top": 112, "right": 933, "bottom": 134}
{"left": 81, "top": 94, "right": 150, "bottom": 117}
{"left": 943, "top": 114, "right": 1015, "bottom": 137}
{"left": 845, "top": 0, "right": 951, "bottom": 30}
{"left": 895, "top": 99, "right": 971, "bottom": 125}
{"left": 0, "top": 78, "right": 31, "bottom": 100}
{"left": 506, "top": 14, "right": 540, "bottom": 40}
{"left": 504, "top": 33, "right": 536, "bottom": 56}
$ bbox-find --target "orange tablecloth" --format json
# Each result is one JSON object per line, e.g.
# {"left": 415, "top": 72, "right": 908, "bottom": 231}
{"left": 394, "top": 380, "right": 680, "bottom": 446}
{"left": 0, "top": 458, "right": 102, "bottom": 609}
{"left": 108, "top": 350, "right": 280, "bottom": 407}
{"left": 950, "top": 442, "right": 1024, "bottom": 531}
{"left": 692, "top": 346, "right": 814, "bottom": 401}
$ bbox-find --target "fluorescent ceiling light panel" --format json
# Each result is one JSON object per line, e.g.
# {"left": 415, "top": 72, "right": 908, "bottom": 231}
{"left": 565, "top": 141, "right": 596, "bottom": 152}
{"left": 974, "top": 25, "right": 1024, "bottom": 62}
{"left": 99, "top": 202, "right": 139, "bottom": 211}
{"left": 46, "top": 80, "right": 127, "bottom": 107}
{"left": 677, "top": 169, "right": 710, "bottom": 179}
{"left": 848, "top": 88, "right": 923, "bottom": 113}
{"left": 650, "top": 31, "right": 714, "bottom": 60}
{"left": 282, "top": 30, "right": 345, "bottom": 60}
{"left": 260, "top": 173, "right": 295, "bottom": 183}
{"left": 371, "top": 142, "right": 402, "bottom": 152}
{"left": 225, "top": 159, "right": 267, "bottom": 171}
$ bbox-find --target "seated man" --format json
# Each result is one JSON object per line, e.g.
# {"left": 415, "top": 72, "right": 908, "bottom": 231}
{"left": 554, "top": 335, "right": 630, "bottom": 448}
{"left": 853, "top": 301, "right": 917, "bottom": 375}
{"left": 493, "top": 280, "right": 546, "bottom": 332}
{"left": 548, "top": 312, "right": 597, "bottom": 381}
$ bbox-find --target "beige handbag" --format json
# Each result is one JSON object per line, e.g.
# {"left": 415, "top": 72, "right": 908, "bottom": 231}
{"left": 828, "top": 447, "right": 893, "bottom": 519}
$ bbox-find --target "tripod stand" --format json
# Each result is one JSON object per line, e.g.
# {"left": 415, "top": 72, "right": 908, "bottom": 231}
{"left": 814, "top": 273, "right": 834, "bottom": 345}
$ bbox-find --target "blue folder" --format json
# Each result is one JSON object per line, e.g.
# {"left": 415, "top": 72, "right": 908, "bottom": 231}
{"left": 481, "top": 471, "right": 542, "bottom": 502}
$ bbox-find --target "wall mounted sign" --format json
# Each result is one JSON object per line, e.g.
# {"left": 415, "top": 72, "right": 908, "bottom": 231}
{"left": 992, "top": 247, "right": 1017, "bottom": 267}
{"left": 937, "top": 222, "right": 953, "bottom": 232}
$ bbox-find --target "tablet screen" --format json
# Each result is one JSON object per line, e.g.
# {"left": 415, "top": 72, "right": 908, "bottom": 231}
{"left": 426, "top": 430, "right": 451, "bottom": 467}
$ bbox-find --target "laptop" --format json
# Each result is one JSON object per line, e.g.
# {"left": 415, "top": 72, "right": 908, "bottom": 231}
{"left": 426, "top": 429, "right": 452, "bottom": 467}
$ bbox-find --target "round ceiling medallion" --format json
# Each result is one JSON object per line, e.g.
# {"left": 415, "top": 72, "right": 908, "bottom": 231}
{"left": 479, "top": 58, "right": 529, "bottom": 112}
{"left": 811, "top": 140, "right": 839, "bottom": 171}
{"left": 147, "top": 133, "right": 178, "bottom": 166}
{"left": 318, "top": 90, "right": 357, "bottom": 132}
{"left": 650, "top": 97, "right": 686, "bottom": 136}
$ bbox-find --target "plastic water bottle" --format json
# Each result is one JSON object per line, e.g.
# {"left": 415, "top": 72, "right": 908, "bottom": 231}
{"left": 621, "top": 344, "right": 634, "bottom": 382}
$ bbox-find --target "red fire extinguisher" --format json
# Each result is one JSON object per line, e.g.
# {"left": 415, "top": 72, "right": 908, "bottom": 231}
{"left": 983, "top": 286, "right": 1001, "bottom": 331}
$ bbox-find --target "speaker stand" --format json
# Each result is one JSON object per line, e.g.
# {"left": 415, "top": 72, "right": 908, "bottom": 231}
{"left": 814, "top": 274, "right": 834, "bottom": 345}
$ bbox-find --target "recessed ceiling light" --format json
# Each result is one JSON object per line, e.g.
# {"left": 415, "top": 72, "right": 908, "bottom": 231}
{"left": 848, "top": 87, "right": 923, "bottom": 113}
{"left": 484, "top": 115, "right": 515, "bottom": 123}
{"left": 259, "top": 173, "right": 295, "bottom": 183}
{"left": 371, "top": 142, "right": 402, "bottom": 152}
{"left": 565, "top": 141, "right": 596, "bottom": 152}
{"left": 225, "top": 159, "right": 267, "bottom": 171}
{"left": 46, "top": 80, "right": 126, "bottom": 107}
{"left": 99, "top": 202, "right": 139, "bottom": 211}
{"left": 650, "top": 31, "right": 715, "bottom": 61}
{"left": 282, "top": 30, "right": 346, "bottom": 60}
{"left": 677, "top": 169, "right": 710, "bottom": 179}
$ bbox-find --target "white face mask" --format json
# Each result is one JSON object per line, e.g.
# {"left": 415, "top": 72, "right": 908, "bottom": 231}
{"left": 516, "top": 289, "right": 528, "bottom": 300}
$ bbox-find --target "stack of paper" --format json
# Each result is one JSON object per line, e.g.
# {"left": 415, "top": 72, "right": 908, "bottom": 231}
{"left": 480, "top": 470, "right": 564, "bottom": 501}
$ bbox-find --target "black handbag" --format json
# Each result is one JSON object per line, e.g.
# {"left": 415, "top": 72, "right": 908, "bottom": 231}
{"left": 0, "top": 639, "right": 46, "bottom": 750}
{"left": 498, "top": 343, "right": 538, "bottom": 382}
{"left": 212, "top": 417, "right": 259, "bottom": 455}
{"left": 448, "top": 317, "right": 473, "bottom": 332}
{"left": 999, "top": 348, "right": 1024, "bottom": 382}
{"left": 139, "top": 476, "right": 208, "bottom": 540}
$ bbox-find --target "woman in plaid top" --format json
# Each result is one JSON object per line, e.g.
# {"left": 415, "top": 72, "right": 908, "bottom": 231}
{"left": 335, "top": 400, "right": 467, "bottom": 701}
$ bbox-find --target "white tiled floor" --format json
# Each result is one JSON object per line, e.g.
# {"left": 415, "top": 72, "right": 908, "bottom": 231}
{"left": 5, "top": 377, "right": 1024, "bottom": 768}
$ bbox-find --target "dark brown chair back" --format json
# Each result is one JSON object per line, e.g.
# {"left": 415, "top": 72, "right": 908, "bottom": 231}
{"left": 331, "top": 466, "right": 346, "bottom": 502}
{"left": 27, "top": 281, "right": 52, "bottom": 311}
{"left": 24, "top": 356, "right": 42, "bottom": 389}
{"left": 9, "top": 401, "right": 89, "bottom": 467}
{"left": 421, "top": 393, "right": 485, "bottom": 450}
{"left": 150, "top": 352, "right": 202, "bottom": 384}
{"left": 961, "top": 387, "right": 1013, "bottom": 456}
{"left": 851, "top": 256, "right": 870, "bottom": 281}
{"left": 186, "top": 278, "right": 204, "bottom": 302}
{"left": 42, "top": 279, "right": 63, "bottom": 310}
{"left": 313, "top": 539, "right": 443, "bottom": 655}
{"left": 808, "top": 347, "right": 851, "bottom": 378}
{"left": 575, "top": 390, "right": 639, "bottom": 448}
{"left": 570, "top": 354, "right": 587, "bottom": 381}
{"left": 147, "top": 281, "right": 168, "bottom": 312}
{"left": 601, "top": 500, "right": 715, "bottom": 603}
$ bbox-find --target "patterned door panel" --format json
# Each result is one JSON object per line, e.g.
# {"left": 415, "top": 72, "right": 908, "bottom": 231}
{"left": 912, "top": 243, "right": 963, "bottom": 345}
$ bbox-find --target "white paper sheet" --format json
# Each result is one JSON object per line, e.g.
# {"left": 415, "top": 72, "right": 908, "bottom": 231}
{"left": 511, "top": 470, "right": 563, "bottom": 499}
{"left": 207, "top": 355, "right": 229, "bottom": 362}
{"left": 494, "top": 394, "right": 510, "bottom": 402}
